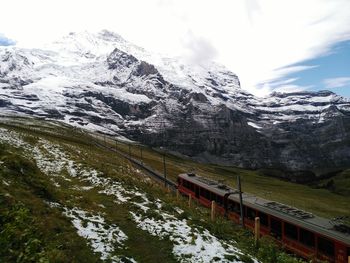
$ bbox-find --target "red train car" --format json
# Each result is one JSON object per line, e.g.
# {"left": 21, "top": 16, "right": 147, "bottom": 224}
{"left": 178, "top": 173, "right": 350, "bottom": 263}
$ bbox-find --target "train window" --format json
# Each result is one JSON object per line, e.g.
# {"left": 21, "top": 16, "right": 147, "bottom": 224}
{"left": 258, "top": 212, "right": 269, "bottom": 227}
{"left": 299, "top": 228, "right": 315, "bottom": 248}
{"left": 185, "top": 180, "right": 190, "bottom": 189}
{"left": 195, "top": 186, "right": 200, "bottom": 197}
{"left": 208, "top": 190, "right": 212, "bottom": 200}
{"left": 210, "top": 192, "right": 215, "bottom": 201}
{"left": 284, "top": 222, "right": 298, "bottom": 240}
{"left": 246, "top": 207, "right": 256, "bottom": 220}
{"left": 228, "top": 200, "right": 240, "bottom": 213}
{"left": 200, "top": 188, "right": 205, "bottom": 199}
{"left": 270, "top": 217, "right": 282, "bottom": 239}
{"left": 183, "top": 180, "right": 195, "bottom": 192}
{"left": 201, "top": 189, "right": 210, "bottom": 200}
{"left": 217, "top": 196, "right": 224, "bottom": 206}
{"left": 317, "top": 236, "right": 334, "bottom": 257}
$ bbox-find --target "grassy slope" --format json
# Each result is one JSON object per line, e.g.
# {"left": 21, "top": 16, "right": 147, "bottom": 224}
{"left": 310, "top": 170, "right": 350, "bottom": 196}
{"left": 103, "top": 134, "right": 350, "bottom": 219}
{"left": 0, "top": 120, "right": 178, "bottom": 262}
{"left": 0, "top": 117, "right": 307, "bottom": 263}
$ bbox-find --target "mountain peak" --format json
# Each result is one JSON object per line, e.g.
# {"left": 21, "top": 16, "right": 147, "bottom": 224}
{"left": 97, "top": 30, "right": 126, "bottom": 43}
{"left": 45, "top": 30, "right": 131, "bottom": 59}
{"left": 64, "top": 30, "right": 125, "bottom": 43}
{"left": 1, "top": 30, "right": 350, "bottom": 174}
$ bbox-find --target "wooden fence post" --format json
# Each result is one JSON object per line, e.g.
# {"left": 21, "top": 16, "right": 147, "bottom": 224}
{"left": 255, "top": 217, "right": 260, "bottom": 246}
{"left": 211, "top": 201, "right": 216, "bottom": 221}
{"left": 188, "top": 194, "right": 192, "bottom": 208}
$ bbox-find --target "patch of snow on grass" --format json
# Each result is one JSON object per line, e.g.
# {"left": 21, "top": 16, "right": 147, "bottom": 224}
{"left": 63, "top": 207, "right": 127, "bottom": 261}
{"left": 2, "top": 180, "right": 10, "bottom": 186}
{"left": 174, "top": 207, "right": 184, "bottom": 214}
{"left": 47, "top": 202, "right": 134, "bottom": 263}
{"left": 127, "top": 193, "right": 258, "bottom": 263}
{"left": 33, "top": 138, "right": 256, "bottom": 263}
{"left": 130, "top": 211, "right": 251, "bottom": 263}
{"left": 0, "top": 128, "right": 30, "bottom": 149}
{"left": 77, "top": 186, "right": 94, "bottom": 191}
{"left": 0, "top": 128, "right": 134, "bottom": 204}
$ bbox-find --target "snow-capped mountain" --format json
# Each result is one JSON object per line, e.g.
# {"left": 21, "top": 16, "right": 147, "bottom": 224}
{"left": 1, "top": 30, "right": 350, "bottom": 178}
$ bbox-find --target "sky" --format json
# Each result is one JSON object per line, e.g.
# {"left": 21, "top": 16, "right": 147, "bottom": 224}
{"left": 0, "top": 0, "right": 350, "bottom": 97}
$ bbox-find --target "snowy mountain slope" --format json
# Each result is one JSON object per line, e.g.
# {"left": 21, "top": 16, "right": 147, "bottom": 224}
{"left": 1, "top": 30, "right": 350, "bottom": 176}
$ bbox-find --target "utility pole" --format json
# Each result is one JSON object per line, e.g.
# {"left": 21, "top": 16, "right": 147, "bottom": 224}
{"left": 160, "top": 120, "right": 167, "bottom": 187}
{"left": 237, "top": 175, "right": 244, "bottom": 227}
{"left": 140, "top": 147, "right": 143, "bottom": 164}
{"left": 163, "top": 152, "right": 167, "bottom": 187}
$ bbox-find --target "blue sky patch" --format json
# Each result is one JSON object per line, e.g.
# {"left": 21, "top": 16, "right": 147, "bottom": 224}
{"left": 0, "top": 34, "right": 16, "bottom": 46}
{"left": 283, "top": 41, "right": 350, "bottom": 98}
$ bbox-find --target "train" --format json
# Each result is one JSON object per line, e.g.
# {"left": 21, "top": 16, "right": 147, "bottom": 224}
{"left": 177, "top": 173, "right": 350, "bottom": 263}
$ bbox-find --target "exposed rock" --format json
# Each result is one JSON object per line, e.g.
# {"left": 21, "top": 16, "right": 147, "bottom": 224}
{"left": 1, "top": 30, "right": 350, "bottom": 181}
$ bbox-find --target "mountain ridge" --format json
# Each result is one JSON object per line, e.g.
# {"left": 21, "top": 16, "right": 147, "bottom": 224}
{"left": 1, "top": 30, "right": 350, "bottom": 178}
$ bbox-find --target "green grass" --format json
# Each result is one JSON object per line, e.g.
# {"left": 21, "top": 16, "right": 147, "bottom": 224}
{"left": 309, "top": 169, "right": 350, "bottom": 196}
{"left": 100, "top": 134, "right": 350, "bottom": 219}
{"left": 0, "top": 122, "right": 179, "bottom": 262}
{"left": 0, "top": 146, "right": 100, "bottom": 263}
{"left": 0, "top": 117, "right": 330, "bottom": 262}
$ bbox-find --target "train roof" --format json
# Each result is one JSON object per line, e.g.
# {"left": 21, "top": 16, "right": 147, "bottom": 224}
{"left": 178, "top": 173, "right": 350, "bottom": 246}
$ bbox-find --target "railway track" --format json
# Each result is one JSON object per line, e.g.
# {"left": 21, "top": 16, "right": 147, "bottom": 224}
{"left": 88, "top": 133, "right": 177, "bottom": 190}
{"left": 0, "top": 118, "right": 177, "bottom": 190}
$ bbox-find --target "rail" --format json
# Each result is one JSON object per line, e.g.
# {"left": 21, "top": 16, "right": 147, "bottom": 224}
{"left": 87, "top": 132, "right": 177, "bottom": 190}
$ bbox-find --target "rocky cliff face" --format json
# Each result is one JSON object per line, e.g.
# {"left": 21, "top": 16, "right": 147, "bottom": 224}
{"left": 1, "top": 30, "right": 350, "bottom": 178}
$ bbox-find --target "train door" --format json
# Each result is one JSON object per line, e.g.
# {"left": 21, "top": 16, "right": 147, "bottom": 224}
{"left": 270, "top": 217, "right": 282, "bottom": 240}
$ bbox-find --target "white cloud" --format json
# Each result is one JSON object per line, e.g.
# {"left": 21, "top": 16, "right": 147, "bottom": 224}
{"left": 323, "top": 77, "right": 350, "bottom": 89}
{"left": 273, "top": 84, "right": 313, "bottom": 94}
{"left": 0, "top": 0, "right": 349, "bottom": 96}
{"left": 182, "top": 31, "right": 218, "bottom": 66}
{"left": 269, "top": 78, "right": 299, "bottom": 87}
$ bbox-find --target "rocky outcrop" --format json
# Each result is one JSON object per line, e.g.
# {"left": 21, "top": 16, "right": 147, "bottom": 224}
{"left": 1, "top": 30, "right": 350, "bottom": 180}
